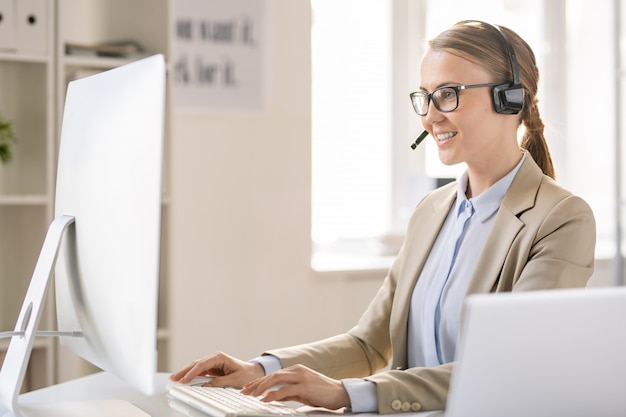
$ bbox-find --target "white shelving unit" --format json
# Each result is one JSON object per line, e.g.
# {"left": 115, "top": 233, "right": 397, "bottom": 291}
{"left": 0, "top": 0, "right": 57, "bottom": 392}
{"left": 0, "top": 0, "right": 172, "bottom": 388}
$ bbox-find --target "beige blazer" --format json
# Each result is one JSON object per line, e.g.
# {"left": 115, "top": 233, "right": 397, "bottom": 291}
{"left": 266, "top": 152, "right": 596, "bottom": 413}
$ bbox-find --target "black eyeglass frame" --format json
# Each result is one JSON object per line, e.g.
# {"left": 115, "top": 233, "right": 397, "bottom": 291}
{"left": 409, "top": 82, "right": 501, "bottom": 116}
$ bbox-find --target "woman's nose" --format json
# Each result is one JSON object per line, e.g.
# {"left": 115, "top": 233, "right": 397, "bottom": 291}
{"left": 422, "top": 100, "right": 445, "bottom": 124}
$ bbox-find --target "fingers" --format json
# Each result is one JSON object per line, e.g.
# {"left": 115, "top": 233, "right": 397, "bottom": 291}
{"left": 207, "top": 371, "right": 252, "bottom": 389}
{"left": 241, "top": 365, "right": 312, "bottom": 399}
{"left": 242, "top": 377, "right": 302, "bottom": 406}
{"left": 259, "top": 384, "right": 311, "bottom": 405}
{"left": 170, "top": 352, "right": 265, "bottom": 388}
{"left": 241, "top": 365, "right": 351, "bottom": 410}
{"left": 169, "top": 363, "right": 196, "bottom": 382}
{"left": 169, "top": 351, "right": 233, "bottom": 384}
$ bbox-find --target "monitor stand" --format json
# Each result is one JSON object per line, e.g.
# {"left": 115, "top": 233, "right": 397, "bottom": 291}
{"left": 0, "top": 215, "right": 76, "bottom": 417}
{"left": 0, "top": 216, "right": 154, "bottom": 417}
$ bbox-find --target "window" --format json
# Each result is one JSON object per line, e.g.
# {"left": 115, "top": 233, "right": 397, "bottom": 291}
{"left": 311, "top": 0, "right": 392, "bottom": 246}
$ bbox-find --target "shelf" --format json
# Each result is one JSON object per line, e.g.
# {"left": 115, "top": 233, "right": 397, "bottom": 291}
{"left": 157, "top": 328, "right": 170, "bottom": 340}
{"left": 0, "top": 52, "right": 51, "bottom": 64}
{"left": 62, "top": 54, "right": 149, "bottom": 70}
{"left": 0, "top": 338, "right": 52, "bottom": 351}
{"left": 0, "top": 194, "right": 50, "bottom": 205}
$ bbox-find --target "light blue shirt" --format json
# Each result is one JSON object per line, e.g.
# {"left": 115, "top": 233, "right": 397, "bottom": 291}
{"left": 251, "top": 153, "right": 526, "bottom": 413}
{"left": 407, "top": 156, "right": 523, "bottom": 367}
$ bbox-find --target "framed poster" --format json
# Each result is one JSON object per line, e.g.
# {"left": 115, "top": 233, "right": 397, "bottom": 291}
{"left": 172, "top": 0, "right": 266, "bottom": 109}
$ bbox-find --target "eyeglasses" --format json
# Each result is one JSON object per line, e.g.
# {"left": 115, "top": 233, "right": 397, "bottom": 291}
{"left": 409, "top": 83, "right": 500, "bottom": 116}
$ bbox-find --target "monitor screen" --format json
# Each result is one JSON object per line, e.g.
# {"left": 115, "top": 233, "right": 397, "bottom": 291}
{"left": 53, "top": 54, "right": 166, "bottom": 395}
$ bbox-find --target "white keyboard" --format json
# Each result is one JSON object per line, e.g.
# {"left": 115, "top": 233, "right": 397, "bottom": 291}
{"left": 168, "top": 385, "right": 305, "bottom": 417}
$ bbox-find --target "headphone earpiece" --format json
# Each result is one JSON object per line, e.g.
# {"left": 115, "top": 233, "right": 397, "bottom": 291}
{"left": 492, "top": 83, "right": 524, "bottom": 114}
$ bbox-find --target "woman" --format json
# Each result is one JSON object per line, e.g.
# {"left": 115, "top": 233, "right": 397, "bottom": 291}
{"left": 170, "top": 20, "right": 596, "bottom": 412}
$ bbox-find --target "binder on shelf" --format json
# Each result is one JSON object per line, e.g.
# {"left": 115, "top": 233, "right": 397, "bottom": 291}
{"left": 16, "top": 0, "right": 46, "bottom": 54}
{"left": 65, "top": 40, "right": 145, "bottom": 59}
{"left": 0, "top": 0, "right": 16, "bottom": 52}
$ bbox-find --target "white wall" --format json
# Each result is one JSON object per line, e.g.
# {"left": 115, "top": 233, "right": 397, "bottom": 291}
{"left": 167, "top": 0, "right": 384, "bottom": 369}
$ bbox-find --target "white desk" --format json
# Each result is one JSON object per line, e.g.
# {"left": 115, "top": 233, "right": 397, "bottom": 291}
{"left": 6, "top": 372, "right": 181, "bottom": 417}
{"left": 5, "top": 372, "right": 442, "bottom": 417}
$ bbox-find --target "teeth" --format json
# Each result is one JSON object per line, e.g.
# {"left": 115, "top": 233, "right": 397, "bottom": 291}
{"left": 436, "top": 132, "right": 456, "bottom": 141}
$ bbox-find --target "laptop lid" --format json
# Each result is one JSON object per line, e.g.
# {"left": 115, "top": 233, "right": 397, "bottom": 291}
{"left": 445, "top": 287, "right": 626, "bottom": 417}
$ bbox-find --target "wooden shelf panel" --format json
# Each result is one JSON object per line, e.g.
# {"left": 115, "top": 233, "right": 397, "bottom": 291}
{"left": 0, "top": 53, "right": 51, "bottom": 64}
{"left": 0, "top": 195, "right": 50, "bottom": 205}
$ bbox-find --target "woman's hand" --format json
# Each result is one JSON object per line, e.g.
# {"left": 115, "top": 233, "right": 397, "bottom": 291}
{"left": 169, "top": 351, "right": 265, "bottom": 388}
{"left": 241, "top": 364, "right": 351, "bottom": 411}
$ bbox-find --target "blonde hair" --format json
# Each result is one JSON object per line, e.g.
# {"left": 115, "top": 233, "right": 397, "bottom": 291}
{"left": 429, "top": 20, "right": 555, "bottom": 179}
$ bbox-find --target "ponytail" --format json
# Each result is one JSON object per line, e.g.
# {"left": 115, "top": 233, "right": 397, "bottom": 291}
{"left": 519, "top": 95, "right": 556, "bottom": 180}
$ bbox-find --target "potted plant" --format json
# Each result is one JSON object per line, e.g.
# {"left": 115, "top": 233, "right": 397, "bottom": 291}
{"left": 0, "top": 116, "right": 17, "bottom": 163}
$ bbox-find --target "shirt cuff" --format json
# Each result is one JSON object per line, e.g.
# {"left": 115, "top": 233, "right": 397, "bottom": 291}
{"left": 342, "top": 378, "right": 378, "bottom": 413}
{"left": 249, "top": 355, "right": 282, "bottom": 375}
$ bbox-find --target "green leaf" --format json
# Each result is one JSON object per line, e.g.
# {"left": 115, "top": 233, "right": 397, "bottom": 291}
{"left": 0, "top": 116, "right": 17, "bottom": 163}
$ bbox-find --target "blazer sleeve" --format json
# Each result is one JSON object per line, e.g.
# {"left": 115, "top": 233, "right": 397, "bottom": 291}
{"left": 264, "top": 248, "right": 404, "bottom": 377}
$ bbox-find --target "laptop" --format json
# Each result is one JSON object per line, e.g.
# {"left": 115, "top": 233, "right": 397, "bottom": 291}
{"left": 444, "top": 286, "right": 626, "bottom": 417}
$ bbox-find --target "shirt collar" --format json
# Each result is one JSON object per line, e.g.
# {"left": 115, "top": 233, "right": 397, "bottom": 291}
{"left": 455, "top": 153, "right": 526, "bottom": 223}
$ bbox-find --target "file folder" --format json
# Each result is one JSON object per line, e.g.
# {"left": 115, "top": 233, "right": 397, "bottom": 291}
{"left": 16, "top": 0, "right": 47, "bottom": 54}
{"left": 0, "top": 0, "right": 16, "bottom": 52}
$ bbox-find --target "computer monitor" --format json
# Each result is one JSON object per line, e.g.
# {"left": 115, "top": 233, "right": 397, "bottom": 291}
{"left": 54, "top": 53, "right": 165, "bottom": 394}
{"left": 0, "top": 54, "right": 166, "bottom": 416}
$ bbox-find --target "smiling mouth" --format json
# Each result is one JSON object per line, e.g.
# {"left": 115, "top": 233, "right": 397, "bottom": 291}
{"left": 435, "top": 132, "right": 457, "bottom": 141}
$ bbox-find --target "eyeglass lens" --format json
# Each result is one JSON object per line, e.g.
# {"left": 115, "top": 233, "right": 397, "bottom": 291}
{"left": 412, "top": 87, "right": 459, "bottom": 116}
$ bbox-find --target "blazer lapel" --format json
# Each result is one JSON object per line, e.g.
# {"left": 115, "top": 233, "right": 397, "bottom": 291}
{"left": 465, "top": 152, "right": 543, "bottom": 295}
{"left": 389, "top": 183, "right": 456, "bottom": 367}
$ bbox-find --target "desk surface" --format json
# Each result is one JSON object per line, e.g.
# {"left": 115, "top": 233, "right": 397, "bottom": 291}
{"left": 6, "top": 372, "right": 441, "bottom": 417}
{"left": 10, "top": 372, "right": 180, "bottom": 417}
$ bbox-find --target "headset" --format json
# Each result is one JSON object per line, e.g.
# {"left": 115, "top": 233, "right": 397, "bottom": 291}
{"left": 478, "top": 21, "right": 525, "bottom": 114}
